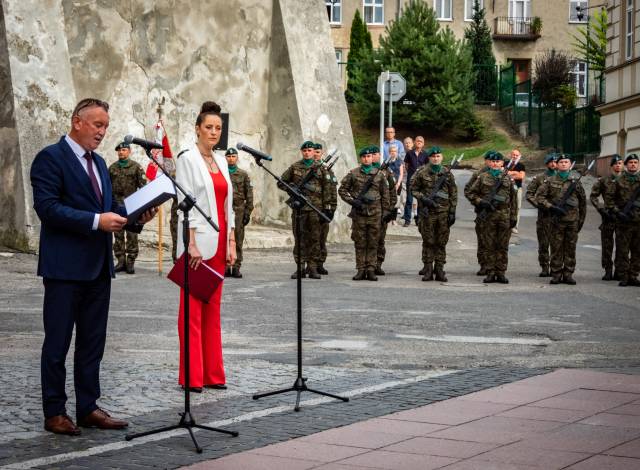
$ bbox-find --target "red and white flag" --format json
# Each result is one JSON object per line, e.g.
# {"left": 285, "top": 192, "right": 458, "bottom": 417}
{"left": 146, "top": 120, "right": 174, "bottom": 181}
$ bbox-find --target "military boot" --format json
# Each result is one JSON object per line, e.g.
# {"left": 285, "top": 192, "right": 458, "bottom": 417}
{"left": 225, "top": 266, "right": 232, "bottom": 277}
{"left": 125, "top": 259, "right": 135, "bottom": 275}
{"left": 352, "top": 270, "right": 366, "bottom": 281}
{"left": 619, "top": 276, "right": 629, "bottom": 287}
{"left": 495, "top": 273, "right": 509, "bottom": 284}
{"left": 434, "top": 265, "right": 448, "bottom": 282}
{"left": 115, "top": 257, "right": 126, "bottom": 273}
{"left": 628, "top": 277, "right": 640, "bottom": 287}
{"left": 602, "top": 269, "right": 613, "bottom": 281}
{"left": 374, "top": 265, "right": 386, "bottom": 276}
{"left": 563, "top": 273, "right": 577, "bottom": 285}
{"left": 550, "top": 273, "right": 562, "bottom": 284}
{"left": 317, "top": 264, "right": 329, "bottom": 275}
{"left": 307, "top": 267, "right": 321, "bottom": 279}
{"left": 613, "top": 270, "right": 621, "bottom": 281}
{"left": 291, "top": 269, "right": 307, "bottom": 279}
{"left": 482, "top": 273, "right": 496, "bottom": 283}
{"left": 539, "top": 266, "right": 550, "bottom": 277}
{"left": 232, "top": 266, "right": 243, "bottom": 278}
{"left": 421, "top": 264, "right": 433, "bottom": 282}
{"left": 366, "top": 269, "right": 378, "bottom": 281}
{"left": 419, "top": 265, "right": 426, "bottom": 275}
{"left": 477, "top": 267, "right": 487, "bottom": 276}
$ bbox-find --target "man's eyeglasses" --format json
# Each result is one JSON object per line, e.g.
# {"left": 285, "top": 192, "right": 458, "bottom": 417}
{"left": 72, "top": 98, "right": 109, "bottom": 117}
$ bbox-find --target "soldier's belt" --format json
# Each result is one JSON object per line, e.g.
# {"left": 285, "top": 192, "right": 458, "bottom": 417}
{"left": 491, "top": 194, "right": 507, "bottom": 203}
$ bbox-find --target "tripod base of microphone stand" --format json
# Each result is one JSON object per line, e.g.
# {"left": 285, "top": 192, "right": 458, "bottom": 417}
{"left": 252, "top": 376, "right": 349, "bottom": 412}
{"left": 125, "top": 411, "right": 238, "bottom": 453}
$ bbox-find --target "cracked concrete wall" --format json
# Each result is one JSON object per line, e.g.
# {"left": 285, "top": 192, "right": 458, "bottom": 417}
{"left": 1, "top": 0, "right": 356, "bottom": 250}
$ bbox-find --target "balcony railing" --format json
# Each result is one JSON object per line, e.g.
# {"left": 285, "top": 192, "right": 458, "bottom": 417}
{"left": 493, "top": 17, "right": 541, "bottom": 40}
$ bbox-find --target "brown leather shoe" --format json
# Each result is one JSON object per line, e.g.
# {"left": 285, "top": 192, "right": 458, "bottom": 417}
{"left": 44, "top": 414, "right": 81, "bottom": 436}
{"left": 78, "top": 408, "right": 128, "bottom": 430}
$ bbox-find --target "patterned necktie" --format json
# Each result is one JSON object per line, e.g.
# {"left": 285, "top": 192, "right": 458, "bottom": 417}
{"left": 84, "top": 152, "right": 103, "bottom": 202}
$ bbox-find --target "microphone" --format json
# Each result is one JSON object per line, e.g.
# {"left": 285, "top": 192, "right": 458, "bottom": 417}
{"left": 236, "top": 142, "right": 273, "bottom": 161}
{"left": 124, "top": 135, "right": 164, "bottom": 150}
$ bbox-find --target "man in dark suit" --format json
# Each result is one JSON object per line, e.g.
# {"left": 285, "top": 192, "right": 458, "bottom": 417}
{"left": 30, "top": 98, "right": 156, "bottom": 436}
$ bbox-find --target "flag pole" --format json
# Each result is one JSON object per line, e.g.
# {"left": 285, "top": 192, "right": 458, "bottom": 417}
{"left": 156, "top": 98, "right": 165, "bottom": 276}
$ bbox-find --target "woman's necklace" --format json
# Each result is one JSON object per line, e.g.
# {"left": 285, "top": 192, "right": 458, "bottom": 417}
{"left": 199, "top": 147, "right": 218, "bottom": 173}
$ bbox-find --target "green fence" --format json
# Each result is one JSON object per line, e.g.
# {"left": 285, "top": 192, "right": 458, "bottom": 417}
{"left": 473, "top": 64, "right": 498, "bottom": 105}
{"left": 498, "top": 63, "right": 515, "bottom": 108}
{"left": 563, "top": 105, "right": 600, "bottom": 156}
{"left": 513, "top": 80, "right": 532, "bottom": 125}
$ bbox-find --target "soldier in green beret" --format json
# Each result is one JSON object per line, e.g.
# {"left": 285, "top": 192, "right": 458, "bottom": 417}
{"left": 411, "top": 146, "right": 457, "bottom": 281}
{"left": 313, "top": 142, "right": 338, "bottom": 275}
{"left": 535, "top": 154, "right": 587, "bottom": 285}
{"left": 279, "top": 141, "right": 332, "bottom": 279}
{"left": 464, "top": 151, "right": 492, "bottom": 276}
{"left": 371, "top": 145, "right": 397, "bottom": 275}
{"left": 526, "top": 153, "right": 558, "bottom": 277}
{"left": 339, "top": 146, "right": 391, "bottom": 281}
{"left": 225, "top": 147, "right": 253, "bottom": 278}
{"left": 108, "top": 142, "right": 146, "bottom": 274}
{"left": 590, "top": 154, "right": 624, "bottom": 280}
{"left": 609, "top": 154, "right": 640, "bottom": 286}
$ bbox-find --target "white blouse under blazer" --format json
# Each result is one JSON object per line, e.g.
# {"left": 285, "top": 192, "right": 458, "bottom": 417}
{"left": 175, "top": 142, "right": 235, "bottom": 260}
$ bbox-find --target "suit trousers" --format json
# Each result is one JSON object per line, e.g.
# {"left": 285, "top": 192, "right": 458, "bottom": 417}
{"left": 41, "top": 265, "right": 110, "bottom": 419}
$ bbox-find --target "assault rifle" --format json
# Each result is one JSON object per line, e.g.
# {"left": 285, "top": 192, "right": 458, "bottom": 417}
{"left": 419, "top": 154, "right": 464, "bottom": 219}
{"left": 618, "top": 182, "right": 640, "bottom": 222}
{"left": 349, "top": 161, "right": 389, "bottom": 217}
{"left": 550, "top": 160, "right": 594, "bottom": 224}
{"left": 477, "top": 159, "right": 516, "bottom": 221}
{"left": 284, "top": 150, "right": 338, "bottom": 208}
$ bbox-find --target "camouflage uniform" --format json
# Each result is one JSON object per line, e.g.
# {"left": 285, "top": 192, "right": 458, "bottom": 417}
{"left": 535, "top": 173, "right": 587, "bottom": 280}
{"left": 467, "top": 170, "right": 517, "bottom": 279}
{"left": 376, "top": 165, "right": 398, "bottom": 271}
{"left": 108, "top": 159, "right": 146, "bottom": 267}
{"left": 526, "top": 171, "right": 554, "bottom": 274}
{"left": 229, "top": 167, "right": 253, "bottom": 269}
{"left": 279, "top": 160, "right": 331, "bottom": 272}
{"left": 590, "top": 174, "right": 619, "bottom": 276}
{"left": 319, "top": 165, "right": 338, "bottom": 269}
{"left": 609, "top": 171, "right": 640, "bottom": 284}
{"left": 464, "top": 167, "right": 490, "bottom": 274}
{"left": 411, "top": 164, "right": 457, "bottom": 279}
{"left": 339, "top": 166, "right": 390, "bottom": 276}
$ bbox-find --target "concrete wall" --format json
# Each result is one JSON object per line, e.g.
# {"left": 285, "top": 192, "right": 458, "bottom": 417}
{"left": 0, "top": 0, "right": 357, "bottom": 250}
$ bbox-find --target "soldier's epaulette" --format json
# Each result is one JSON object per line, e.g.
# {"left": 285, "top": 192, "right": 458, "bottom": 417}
{"left": 176, "top": 149, "right": 188, "bottom": 159}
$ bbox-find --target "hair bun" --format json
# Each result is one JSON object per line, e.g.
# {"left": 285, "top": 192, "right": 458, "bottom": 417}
{"left": 200, "top": 101, "right": 221, "bottom": 114}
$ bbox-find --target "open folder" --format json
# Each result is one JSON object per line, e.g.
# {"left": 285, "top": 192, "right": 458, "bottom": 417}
{"left": 167, "top": 254, "right": 224, "bottom": 303}
{"left": 124, "top": 173, "right": 176, "bottom": 223}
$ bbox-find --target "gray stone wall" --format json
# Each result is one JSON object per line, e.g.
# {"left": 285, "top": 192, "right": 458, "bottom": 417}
{"left": 0, "top": 0, "right": 356, "bottom": 250}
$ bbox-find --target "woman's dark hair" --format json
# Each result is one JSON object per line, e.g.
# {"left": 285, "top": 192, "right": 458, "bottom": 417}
{"left": 196, "top": 101, "right": 221, "bottom": 126}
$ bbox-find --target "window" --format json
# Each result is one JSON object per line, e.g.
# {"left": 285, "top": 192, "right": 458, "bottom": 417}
{"left": 326, "top": 0, "right": 342, "bottom": 24}
{"left": 569, "top": 1, "right": 588, "bottom": 23}
{"left": 465, "top": 0, "right": 484, "bottom": 21}
{"left": 508, "top": 0, "right": 530, "bottom": 18}
{"left": 571, "top": 61, "right": 587, "bottom": 97}
{"left": 626, "top": 0, "right": 634, "bottom": 60}
{"left": 435, "top": 0, "right": 452, "bottom": 20}
{"left": 363, "top": 0, "right": 384, "bottom": 25}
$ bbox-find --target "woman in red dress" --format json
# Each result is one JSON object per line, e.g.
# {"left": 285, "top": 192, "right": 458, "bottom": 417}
{"left": 175, "top": 101, "right": 236, "bottom": 392}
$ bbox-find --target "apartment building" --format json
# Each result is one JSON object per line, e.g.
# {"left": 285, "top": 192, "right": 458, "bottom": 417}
{"left": 327, "top": 0, "right": 596, "bottom": 99}
{"left": 598, "top": 0, "right": 640, "bottom": 165}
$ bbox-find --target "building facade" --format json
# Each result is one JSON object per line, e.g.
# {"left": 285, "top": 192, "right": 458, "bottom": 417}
{"left": 327, "top": 0, "right": 597, "bottom": 100}
{"left": 598, "top": 0, "right": 640, "bottom": 168}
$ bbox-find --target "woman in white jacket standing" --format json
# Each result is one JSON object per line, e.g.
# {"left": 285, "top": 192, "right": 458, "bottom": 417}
{"left": 175, "top": 101, "right": 236, "bottom": 392}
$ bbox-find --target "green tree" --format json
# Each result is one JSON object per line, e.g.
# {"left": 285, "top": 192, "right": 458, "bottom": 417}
{"left": 532, "top": 49, "right": 576, "bottom": 107}
{"left": 346, "top": 9, "right": 373, "bottom": 102}
{"left": 464, "top": 0, "right": 497, "bottom": 103}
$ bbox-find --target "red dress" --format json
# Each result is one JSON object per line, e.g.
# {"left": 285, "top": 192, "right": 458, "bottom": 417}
{"left": 178, "top": 170, "right": 228, "bottom": 387}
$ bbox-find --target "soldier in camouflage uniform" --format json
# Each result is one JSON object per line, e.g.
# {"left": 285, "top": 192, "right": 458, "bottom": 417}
{"left": 339, "top": 147, "right": 391, "bottom": 281}
{"left": 467, "top": 151, "right": 517, "bottom": 284}
{"left": 372, "top": 145, "right": 398, "bottom": 275}
{"left": 525, "top": 153, "right": 558, "bottom": 277}
{"left": 590, "top": 154, "right": 623, "bottom": 280}
{"left": 535, "top": 154, "right": 587, "bottom": 285}
{"left": 464, "top": 153, "right": 491, "bottom": 276}
{"left": 410, "top": 146, "right": 457, "bottom": 282}
{"left": 314, "top": 142, "right": 338, "bottom": 275}
{"left": 225, "top": 147, "right": 253, "bottom": 279}
{"left": 108, "top": 142, "right": 146, "bottom": 274}
{"left": 279, "top": 141, "right": 332, "bottom": 279}
{"left": 609, "top": 154, "right": 640, "bottom": 287}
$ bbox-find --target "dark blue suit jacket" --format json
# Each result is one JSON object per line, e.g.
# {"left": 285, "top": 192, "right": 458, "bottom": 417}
{"left": 31, "top": 137, "right": 128, "bottom": 281}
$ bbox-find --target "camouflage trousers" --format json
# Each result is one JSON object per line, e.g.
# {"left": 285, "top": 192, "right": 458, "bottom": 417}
{"left": 114, "top": 230, "right": 139, "bottom": 262}
{"left": 549, "top": 220, "right": 579, "bottom": 275}
{"left": 614, "top": 222, "right": 640, "bottom": 279}
{"left": 351, "top": 215, "right": 381, "bottom": 271}
{"left": 476, "top": 214, "right": 511, "bottom": 275}
{"left": 419, "top": 212, "right": 450, "bottom": 267}
{"left": 599, "top": 221, "right": 616, "bottom": 272}
{"left": 234, "top": 209, "right": 246, "bottom": 268}
{"left": 536, "top": 211, "right": 552, "bottom": 269}
{"left": 475, "top": 214, "right": 488, "bottom": 269}
{"left": 292, "top": 210, "right": 321, "bottom": 268}
{"left": 319, "top": 221, "right": 330, "bottom": 264}
{"left": 170, "top": 199, "right": 178, "bottom": 262}
{"left": 376, "top": 222, "right": 389, "bottom": 267}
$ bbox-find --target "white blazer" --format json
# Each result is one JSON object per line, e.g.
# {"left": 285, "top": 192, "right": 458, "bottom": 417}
{"left": 175, "top": 142, "right": 235, "bottom": 260}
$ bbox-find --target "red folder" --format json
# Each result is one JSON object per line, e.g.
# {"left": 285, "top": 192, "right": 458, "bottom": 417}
{"left": 167, "top": 254, "right": 224, "bottom": 303}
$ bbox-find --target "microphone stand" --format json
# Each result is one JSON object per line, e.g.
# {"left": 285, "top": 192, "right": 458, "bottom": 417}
{"left": 125, "top": 147, "right": 238, "bottom": 452}
{"left": 246, "top": 152, "right": 349, "bottom": 412}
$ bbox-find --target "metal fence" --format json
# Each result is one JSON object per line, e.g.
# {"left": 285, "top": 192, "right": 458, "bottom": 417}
{"left": 498, "top": 63, "right": 515, "bottom": 109}
{"left": 473, "top": 64, "right": 498, "bottom": 105}
{"left": 563, "top": 105, "right": 600, "bottom": 156}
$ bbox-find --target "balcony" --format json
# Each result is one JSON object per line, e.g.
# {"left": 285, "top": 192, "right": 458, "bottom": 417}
{"left": 493, "top": 17, "right": 541, "bottom": 41}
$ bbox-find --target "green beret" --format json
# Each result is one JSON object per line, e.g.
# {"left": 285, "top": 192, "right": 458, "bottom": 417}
{"left": 370, "top": 145, "right": 380, "bottom": 153}
{"left": 610, "top": 154, "right": 623, "bottom": 166}
{"left": 313, "top": 143, "right": 323, "bottom": 150}
{"left": 427, "top": 146, "right": 442, "bottom": 157}
{"left": 358, "top": 147, "right": 369, "bottom": 157}
{"left": 486, "top": 150, "right": 504, "bottom": 161}
{"left": 625, "top": 153, "right": 639, "bottom": 164}
{"left": 225, "top": 147, "right": 238, "bottom": 156}
{"left": 300, "top": 141, "right": 315, "bottom": 150}
{"left": 556, "top": 153, "right": 572, "bottom": 162}
{"left": 484, "top": 150, "right": 496, "bottom": 160}
{"left": 115, "top": 142, "right": 130, "bottom": 151}
{"left": 544, "top": 153, "right": 558, "bottom": 165}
